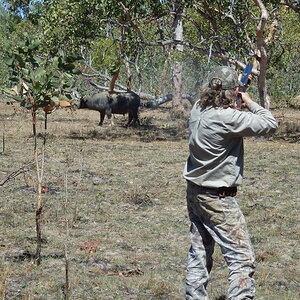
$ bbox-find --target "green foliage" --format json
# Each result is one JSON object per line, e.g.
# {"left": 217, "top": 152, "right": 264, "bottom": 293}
{"left": 1, "top": 0, "right": 44, "bottom": 24}
{"left": 3, "top": 0, "right": 31, "bottom": 17}
{"left": 267, "top": 8, "right": 300, "bottom": 104}
{"left": 0, "top": 1, "right": 40, "bottom": 85}
{"left": 91, "top": 39, "right": 121, "bottom": 75}
{"left": 40, "top": 0, "right": 167, "bottom": 52}
{"left": 1, "top": 0, "right": 300, "bottom": 105}
{"left": 3, "top": 35, "right": 82, "bottom": 110}
{"left": 96, "top": 0, "right": 168, "bottom": 16}
{"left": 0, "top": 9, "right": 10, "bottom": 86}
{"left": 184, "top": 2, "right": 257, "bottom": 63}
{"left": 39, "top": 0, "right": 168, "bottom": 71}
{"left": 40, "top": 0, "right": 101, "bottom": 53}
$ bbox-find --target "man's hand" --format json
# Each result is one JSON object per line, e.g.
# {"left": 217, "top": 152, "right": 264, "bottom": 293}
{"left": 239, "top": 92, "right": 253, "bottom": 108}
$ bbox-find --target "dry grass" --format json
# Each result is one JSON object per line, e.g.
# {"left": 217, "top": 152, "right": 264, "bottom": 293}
{"left": 0, "top": 101, "right": 299, "bottom": 299}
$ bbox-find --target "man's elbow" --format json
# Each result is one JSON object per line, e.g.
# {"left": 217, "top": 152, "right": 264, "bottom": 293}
{"left": 266, "top": 120, "right": 279, "bottom": 134}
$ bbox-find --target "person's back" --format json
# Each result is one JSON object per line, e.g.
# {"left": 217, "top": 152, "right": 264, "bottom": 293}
{"left": 185, "top": 102, "right": 278, "bottom": 188}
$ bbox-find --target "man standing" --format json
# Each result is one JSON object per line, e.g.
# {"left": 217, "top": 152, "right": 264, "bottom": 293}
{"left": 183, "top": 66, "right": 278, "bottom": 300}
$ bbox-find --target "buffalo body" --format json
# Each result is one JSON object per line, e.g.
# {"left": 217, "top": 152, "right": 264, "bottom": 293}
{"left": 78, "top": 91, "right": 140, "bottom": 126}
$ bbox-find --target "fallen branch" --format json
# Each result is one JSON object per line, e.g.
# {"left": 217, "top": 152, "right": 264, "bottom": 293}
{"left": 0, "top": 161, "right": 35, "bottom": 186}
{"left": 141, "top": 94, "right": 173, "bottom": 108}
{"left": 141, "top": 93, "right": 194, "bottom": 108}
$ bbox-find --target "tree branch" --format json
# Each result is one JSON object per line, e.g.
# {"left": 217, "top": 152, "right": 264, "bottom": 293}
{"left": 82, "top": 74, "right": 127, "bottom": 91}
{"left": 118, "top": 2, "right": 145, "bottom": 42}
{"left": 253, "top": 0, "right": 269, "bottom": 108}
{"left": 265, "top": 15, "right": 280, "bottom": 45}
{"left": 0, "top": 161, "right": 35, "bottom": 187}
{"left": 280, "top": 1, "right": 300, "bottom": 14}
{"left": 253, "top": 0, "right": 269, "bottom": 43}
{"left": 135, "top": 39, "right": 259, "bottom": 74}
{"left": 169, "top": 11, "right": 206, "bottom": 41}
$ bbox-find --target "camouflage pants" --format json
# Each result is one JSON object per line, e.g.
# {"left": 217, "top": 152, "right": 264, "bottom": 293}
{"left": 185, "top": 181, "right": 255, "bottom": 300}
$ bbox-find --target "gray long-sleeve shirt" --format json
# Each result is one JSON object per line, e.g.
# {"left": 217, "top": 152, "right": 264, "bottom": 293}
{"left": 183, "top": 101, "right": 278, "bottom": 188}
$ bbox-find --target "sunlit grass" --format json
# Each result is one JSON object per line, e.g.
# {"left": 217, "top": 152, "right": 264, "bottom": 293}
{"left": 0, "top": 102, "right": 299, "bottom": 299}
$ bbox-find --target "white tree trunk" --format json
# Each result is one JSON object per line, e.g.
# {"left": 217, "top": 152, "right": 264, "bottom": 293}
{"left": 172, "top": 1, "right": 184, "bottom": 110}
{"left": 254, "top": 0, "right": 270, "bottom": 109}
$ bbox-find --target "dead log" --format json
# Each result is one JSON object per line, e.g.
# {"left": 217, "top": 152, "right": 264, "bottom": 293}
{"left": 141, "top": 94, "right": 173, "bottom": 108}
{"left": 141, "top": 94, "right": 194, "bottom": 108}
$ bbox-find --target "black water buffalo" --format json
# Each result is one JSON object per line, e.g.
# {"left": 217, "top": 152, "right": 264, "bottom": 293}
{"left": 78, "top": 91, "right": 140, "bottom": 126}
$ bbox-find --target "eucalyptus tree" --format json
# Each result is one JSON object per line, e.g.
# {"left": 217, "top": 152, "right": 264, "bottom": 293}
{"left": 171, "top": 0, "right": 185, "bottom": 110}
{"left": 1, "top": 0, "right": 44, "bottom": 19}
{"left": 172, "top": 0, "right": 292, "bottom": 108}
{"left": 2, "top": 0, "right": 31, "bottom": 17}
{"left": 0, "top": 5, "right": 11, "bottom": 85}
{"left": 267, "top": 7, "right": 300, "bottom": 102}
{"left": 38, "top": 0, "right": 299, "bottom": 108}
{"left": 40, "top": 1, "right": 168, "bottom": 91}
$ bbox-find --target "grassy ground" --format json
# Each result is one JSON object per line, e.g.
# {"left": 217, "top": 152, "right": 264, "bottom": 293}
{"left": 0, "top": 102, "right": 299, "bottom": 300}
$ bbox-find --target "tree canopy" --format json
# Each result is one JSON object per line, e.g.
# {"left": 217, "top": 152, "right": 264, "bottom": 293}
{"left": 1, "top": 0, "right": 300, "bottom": 108}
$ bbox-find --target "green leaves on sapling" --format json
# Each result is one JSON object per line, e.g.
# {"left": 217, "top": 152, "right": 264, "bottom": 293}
{"left": 3, "top": 36, "right": 82, "bottom": 110}
{"left": 3, "top": 57, "right": 14, "bottom": 66}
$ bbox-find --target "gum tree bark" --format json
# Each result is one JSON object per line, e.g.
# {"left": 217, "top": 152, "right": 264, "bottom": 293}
{"left": 171, "top": 0, "right": 184, "bottom": 111}
{"left": 254, "top": 0, "right": 270, "bottom": 109}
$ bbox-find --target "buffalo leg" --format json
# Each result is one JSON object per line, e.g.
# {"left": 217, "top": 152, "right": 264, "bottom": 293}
{"left": 99, "top": 111, "right": 105, "bottom": 126}
{"left": 106, "top": 108, "right": 114, "bottom": 126}
{"left": 107, "top": 113, "right": 114, "bottom": 126}
{"left": 132, "top": 110, "right": 139, "bottom": 126}
{"left": 127, "top": 112, "right": 133, "bottom": 126}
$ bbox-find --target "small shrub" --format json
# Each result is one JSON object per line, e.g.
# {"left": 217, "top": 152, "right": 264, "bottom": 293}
{"left": 288, "top": 96, "right": 300, "bottom": 109}
{"left": 139, "top": 116, "right": 153, "bottom": 126}
{"left": 169, "top": 108, "right": 189, "bottom": 121}
{"left": 123, "top": 187, "right": 153, "bottom": 206}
